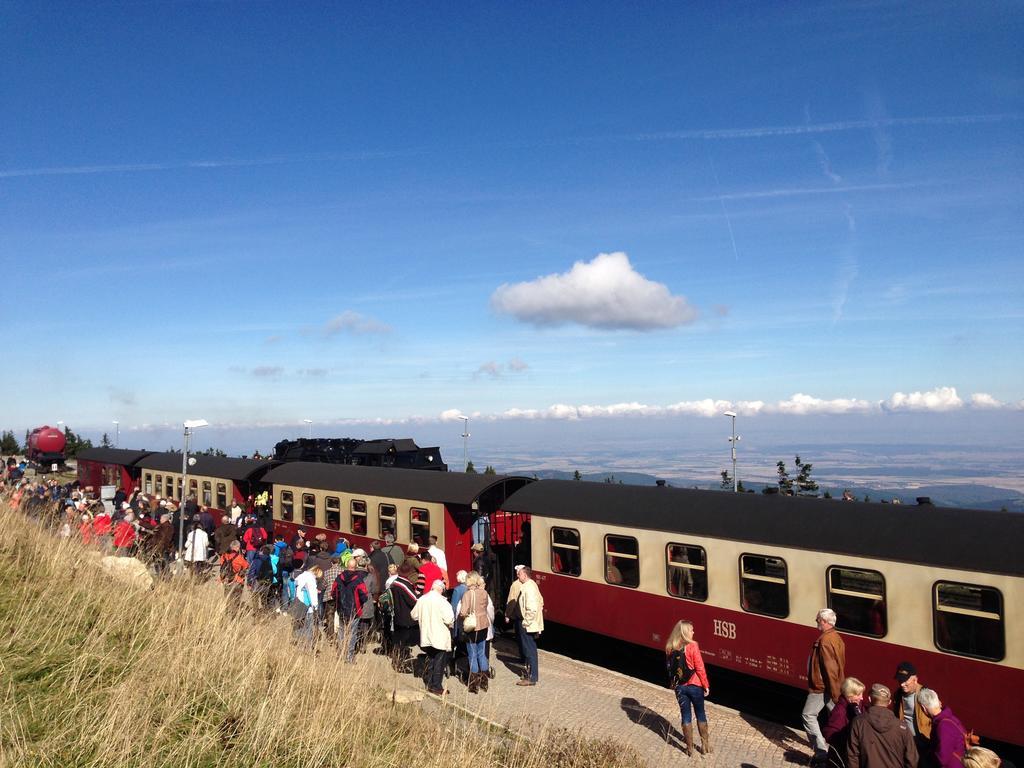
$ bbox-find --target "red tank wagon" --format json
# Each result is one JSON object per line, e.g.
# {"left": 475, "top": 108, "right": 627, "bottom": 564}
{"left": 27, "top": 425, "right": 67, "bottom": 468}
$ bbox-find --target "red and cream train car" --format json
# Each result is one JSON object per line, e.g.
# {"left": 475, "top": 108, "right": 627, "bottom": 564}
{"left": 76, "top": 448, "right": 154, "bottom": 494}
{"left": 499, "top": 480, "right": 1022, "bottom": 746}
{"left": 136, "top": 453, "right": 278, "bottom": 513}
{"left": 261, "top": 462, "right": 531, "bottom": 578}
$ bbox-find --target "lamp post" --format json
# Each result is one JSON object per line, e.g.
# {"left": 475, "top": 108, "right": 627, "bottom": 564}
{"left": 723, "top": 411, "right": 740, "bottom": 493}
{"left": 112, "top": 420, "right": 119, "bottom": 448}
{"left": 178, "top": 418, "right": 208, "bottom": 559}
{"left": 459, "top": 416, "right": 470, "bottom": 472}
{"left": 303, "top": 419, "right": 312, "bottom": 439}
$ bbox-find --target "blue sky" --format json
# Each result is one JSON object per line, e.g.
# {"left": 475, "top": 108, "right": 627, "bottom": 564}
{"left": 1, "top": 2, "right": 1022, "bottom": 460}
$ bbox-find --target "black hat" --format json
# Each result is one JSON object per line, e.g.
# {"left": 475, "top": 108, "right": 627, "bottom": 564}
{"left": 894, "top": 661, "right": 917, "bottom": 683}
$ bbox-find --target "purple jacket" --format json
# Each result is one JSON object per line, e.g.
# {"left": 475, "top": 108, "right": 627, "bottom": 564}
{"left": 824, "top": 696, "right": 863, "bottom": 745}
{"left": 931, "top": 706, "right": 967, "bottom": 768}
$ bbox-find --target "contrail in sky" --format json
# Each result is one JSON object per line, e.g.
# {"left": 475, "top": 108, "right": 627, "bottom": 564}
{"left": 0, "top": 149, "right": 422, "bottom": 179}
{"left": 633, "top": 113, "right": 1021, "bottom": 141}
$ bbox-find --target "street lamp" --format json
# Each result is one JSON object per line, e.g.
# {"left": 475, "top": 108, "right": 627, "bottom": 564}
{"left": 303, "top": 419, "right": 312, "bottom": 439}
{"left": 723, "top": 411, "right": 740, "bottom": 493}
{"left": 178, "top": 418, "right": 209, "bottom": 558}
{"left": 112, "top": 420, "right": 119, "bottom": 448}
{"left": 459, "top": 416, "right": 470, "bottom": 472}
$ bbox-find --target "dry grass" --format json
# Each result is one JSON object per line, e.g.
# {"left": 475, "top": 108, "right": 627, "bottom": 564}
{"left": 0, "top": 492, "right": 641, "bottom": 768}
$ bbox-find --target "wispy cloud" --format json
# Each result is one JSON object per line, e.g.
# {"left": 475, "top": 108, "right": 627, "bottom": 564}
{"left": 297, "top": 368, "right": 328, "bottom": 377}
{"left": 323, "top": 310, "right": 391, "bottom": 337}
{"left": 251, "top": 366, "right": 284, "bottom": 378}
{"left": 473, "top": 358, "right": 530, "bottom": 379}
{"left": 491, "top": 252, "right": 697, "bottom": 331}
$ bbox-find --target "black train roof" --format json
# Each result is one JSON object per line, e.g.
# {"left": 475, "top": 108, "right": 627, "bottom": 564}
{"left": 135, "top": 452, "right": 278, "bottom": 482}
{"left": 75, "top": 448, "right": 154, "bottom": 466}
{"left": 501, "top": 480, "right": 1024, "bottom": 577}
{"left": 262, "top": 462, "right": 531, "bottom": 506}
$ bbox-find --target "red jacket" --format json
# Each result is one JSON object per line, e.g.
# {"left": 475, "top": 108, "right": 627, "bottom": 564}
{"left": 242, "top": 526, "right": 267, "bottom": 552}
{"left": 93, "top": 514, "right": 112, "bottom": 536}
{"left": 682, "top": 641, "right": 710, "bottom": 689}
{"left": 113, "top": 520, "right": 136, "bottom": 549}
{"left": 419, "top": 561, "right": 444, "bottom": 594}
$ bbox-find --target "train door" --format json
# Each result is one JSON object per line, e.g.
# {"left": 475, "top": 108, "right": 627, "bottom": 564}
{"left": 488, "top": 508, "right": 531, "bottom": 617}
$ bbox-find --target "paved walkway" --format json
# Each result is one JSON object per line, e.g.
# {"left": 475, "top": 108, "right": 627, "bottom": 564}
{"left": 363, "top": 634, "right": 815, "bottom": 767}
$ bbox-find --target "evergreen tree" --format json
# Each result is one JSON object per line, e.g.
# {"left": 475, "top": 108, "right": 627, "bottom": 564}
{"left": 483, "top": 465, "right": 496, "bottom": 475}
{"left": 573, "top": 470, "right": 582, "bottom": 481}
{"left": 100, "top": 433, "right": 112, "bottom": 448}
{"left": 465, "top": 461, "right": 477, "bottom": 474}
{"left": 1, "top": 430, "right": 20, "bottom": 454}
{"left": 776, "top": 460, "right": 792, "bottom": 494}
{"left": 794, "top": 455, "right": 819, "bottom": 496}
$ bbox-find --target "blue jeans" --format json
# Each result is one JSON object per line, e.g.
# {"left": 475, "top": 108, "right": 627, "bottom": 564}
{"left": 466, "top": 634, "right": 488, "bottom": 673}
{"left": 340, "top": 616, "right": 360, "bottom": 662}
{"left": 675, "top": 684, "right": 707, "bottom": 725}
{"left": 518, "top": 625, "right": 538, "bottom": 682}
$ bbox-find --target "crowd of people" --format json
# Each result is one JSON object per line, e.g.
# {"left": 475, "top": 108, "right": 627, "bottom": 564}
{"left": 3, "top": 470, "right": 547, "bottom": 699}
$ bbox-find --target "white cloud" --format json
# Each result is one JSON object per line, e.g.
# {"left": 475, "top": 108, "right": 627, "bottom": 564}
{"left": 439, "top": 409, "right": 467, "bottom": 422}
{"left": 969, "top": 393, "right": 1002, "bottom": 409}
{"left": 490, "top": 252, "right": 697, "bottom": 330}
{"left": 884, "top": 386, "right": 963, "bottom": 412}
{"left": 775, "top": 393, "right": 875, "bottom": 415}
{"left": 474, "top": 362, "right": 502, "bottom": 379}
{"left": 323, "top": 310, "right": 391, "bottom": 337}
{"left": 508, "top": 357, "right": 529, "bottom": 372}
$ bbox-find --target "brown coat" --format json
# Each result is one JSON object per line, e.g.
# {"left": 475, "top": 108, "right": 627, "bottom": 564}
{"left": 808, "top": 626, "right": 846, "bottom": 702}
{"left": 848, "top": 706, "right": 919, "bottom": 768}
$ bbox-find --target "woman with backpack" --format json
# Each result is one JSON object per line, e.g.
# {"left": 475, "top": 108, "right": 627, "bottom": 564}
{"left": 665, "top": 619, "right": 711, "bottom": 757}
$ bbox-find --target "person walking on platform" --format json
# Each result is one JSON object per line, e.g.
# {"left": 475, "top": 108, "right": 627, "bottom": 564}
{"left": 514, "top": 565, "right": 544, "bottom": 687}
{"left": 804, "top": 608, "right": 846, "bottom": 764}
{"left": 410, "top": 578, "right": 454, "bottom": 696}
{"left": 665, "top": 619, "right": 712, "bottom": 756}
{"left": 848, "top": 684, "right": 918, "bottom": 768}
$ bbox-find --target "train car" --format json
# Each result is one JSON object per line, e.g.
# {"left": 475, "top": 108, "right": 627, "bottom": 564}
{"left": 499, "top": 480, "right": 1023, "bottom": 747}
{"left": 261, "top": 462, "right": 531, "bottom": 578}
{"left": 76, "top": 447, "right": 154, "bottom": 494}
{"left": 136, "top": 453, "right": 278, "bottom": 513}
{"left": 27, "top": 425, "right": 67, "bottom": 469}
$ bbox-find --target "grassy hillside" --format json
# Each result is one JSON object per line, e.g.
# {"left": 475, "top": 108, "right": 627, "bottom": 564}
{"left": 0, "top": 495, "right": 635, "bottom": 768}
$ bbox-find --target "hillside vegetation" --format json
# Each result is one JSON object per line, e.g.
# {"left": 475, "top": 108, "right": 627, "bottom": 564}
{"left": 0, "top": 495, "right": 636, "bottom": 768}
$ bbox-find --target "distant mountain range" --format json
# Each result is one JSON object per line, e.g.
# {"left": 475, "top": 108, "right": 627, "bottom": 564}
{"left": 527, "top": 470, "right": 1023, "bottom": 512}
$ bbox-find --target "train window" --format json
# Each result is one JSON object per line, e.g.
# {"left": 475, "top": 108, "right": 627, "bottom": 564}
{"left": 827, "top": 566, "right": 887, "bottom": 638}
{"left": 280, "top": 490, "right": 294, "bottom": 521}
{"left": 155, "top": 474, "right": 163, "bottom": 496}
{"left": 202, "top": 481, "right": 212, "bottom": 506}
{"left": 740, "top": 554, "right": 789, "bottom": 618}
{"left": 379, "top": 504, "right": 396, "bottom": 539}
{"left": 188, "top": 479, "right": 198, "bottom": 500}
{"left": 410, "top": 508, "right": 430, "bottom": 546}
{"left": 550, "top": 527, "right": 581, "bottom": 577}
{"left": 216, "top": 483, "right": 227, "bottom": 509}
{"left": 176, "top": 478, "right": 183, "bottom": 498}
{"left": 933, "top": 582, "right": 1004, "bottom": 661}
{"left": 325, "top": 496, "right": 341, "bottom": 530}
{"left": 604, "top": 534, "right": 639, "bottom": 588}
{"left": 144, "top": 473, "right": 153, "bottom": 494}
{"left": 301, "top": 494, "right": 316, "bottom": 526}
{"left": 666, "top": 543, "right": 708, "bottom": 602}
{"left": 351, "top": 500, "right": 367, "bottom": 535}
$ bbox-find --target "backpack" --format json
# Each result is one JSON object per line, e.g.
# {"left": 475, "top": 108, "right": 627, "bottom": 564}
{"left": 377, "top": 589, "right": 394, "bottom": 630}
{"left": 220, "top": 552, "right": 242, "bottom": 583}
{"left": 249, "top": 527, "right": 266, "bottom": 548}
{"left": 668, "top": 649, "right": 696, "bottom": 687}
{"left": 256, "top": 555, "right": 274, "bottom": 583}
{"left": 335, "top": 573, "right": 364, "bottom": 620}
{"left": 277, "top": 545, "right": 293, "bottom": 571}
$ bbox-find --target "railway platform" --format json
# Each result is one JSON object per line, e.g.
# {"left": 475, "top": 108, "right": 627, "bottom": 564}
{"left": 374, "top": 635, "right": 814, "bottom": 767}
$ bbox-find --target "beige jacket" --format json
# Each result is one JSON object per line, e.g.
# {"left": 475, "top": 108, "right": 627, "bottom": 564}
{"left": 411, "top": 589, "right": 454, "bottom": 651}
{"left": 518, "top": 578, "right": 544, "bottom": 634}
